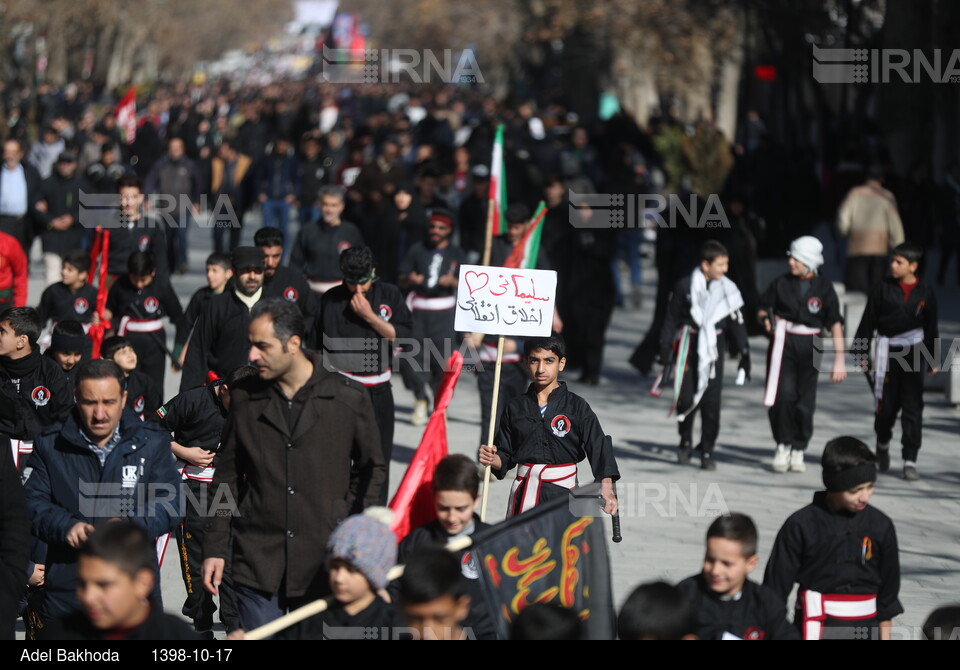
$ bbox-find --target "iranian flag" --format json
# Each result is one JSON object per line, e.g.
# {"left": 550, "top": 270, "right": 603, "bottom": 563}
{"left": 115, "top": 87, "right": 137, "bottom": 145}
{"left": 488, "top": 124, "right": 507, "bottom": 238}
{"left": 503, "top": 201, "right": 547, "bottom": 269}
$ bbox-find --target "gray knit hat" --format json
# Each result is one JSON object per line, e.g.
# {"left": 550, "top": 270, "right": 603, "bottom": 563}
{"left": 326, "top": 508, "right": 397, "bottom": 590}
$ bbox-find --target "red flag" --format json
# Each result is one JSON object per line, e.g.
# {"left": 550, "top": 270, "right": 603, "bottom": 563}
{"left": 389, "top": 350, "right": 465, "bottom": 540}
{"left": 87, "top": 228, "right": 111, "bottom": 358}
{"left": 115, "top": 87, "right": 137, "bottom": 145}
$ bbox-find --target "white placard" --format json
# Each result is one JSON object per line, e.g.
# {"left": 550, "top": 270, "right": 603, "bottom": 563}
{"left": 454, "top": 264, "right": 557, "bottom": 337}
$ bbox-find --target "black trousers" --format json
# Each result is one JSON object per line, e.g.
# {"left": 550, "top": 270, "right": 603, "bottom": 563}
{"left": 367, "top": 381, "right": 395, "bottom": 504}
{"left": 177, "top": 477, "right": 240, "bottom": 632}
{"left": 677, "top": 332, "right": 725, "bottom": 453}
{"left": 844, "top": 255, "right": 887, "bottom": 294}
{"left": 477, "top": 360, "right": 528, "bottom": 445}
{"left": 875, "top": 344, "right": 926, "bottom": 462}
{"left": 401, "top": 309, "right": 456, "bottom": 402}
{"left": 768, "top": 334, "right": 820, "bottom": 451}
{"left": 0, "top": 214, "right": 30, "bottom": 253}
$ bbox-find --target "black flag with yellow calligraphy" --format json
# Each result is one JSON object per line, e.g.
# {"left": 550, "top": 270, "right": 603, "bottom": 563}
{"left": 470, "top": 483, "right": 615, "bottom": 639}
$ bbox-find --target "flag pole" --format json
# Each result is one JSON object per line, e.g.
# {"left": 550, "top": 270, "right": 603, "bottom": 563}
{"left": 480, "top": 335, "right": 505, "bottom": 522}
{"left": 481, "top": 196, "right": 495, "bottom": 267}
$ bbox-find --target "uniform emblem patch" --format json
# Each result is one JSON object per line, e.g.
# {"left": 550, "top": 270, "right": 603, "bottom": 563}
{"left": 137, "top": 235, "right": 150, "bottom": 251}
{"left": 744, "top": 627, "right": 765, "bottom": 640}
{"left": 551, "top": 415, "right": 571, "bottom": 437}
{"left": 379, "top": 304, "right": 392, "bottom": 321}
{"left": 807, "top": 296, "right": 822, "bottom": 314}
{"left": 283, "top": 287, "right": 299, "bottom": 301}
{"left": 144, "top": 296, "right": 160, "bottom": 314}
{"left": 337, "top": 240, "right": 352, "bottom": 254}
{"left": 461, "top": 552, "right": 479, "bottom": 580}
{"left": 133, "top": 395, "right": 145, "bottom": 414}
{"left": 31, "top": 386, "right": 51, "bottom": 407}
{"left": 74, "top": 297, "right": 89, "bottom": 314}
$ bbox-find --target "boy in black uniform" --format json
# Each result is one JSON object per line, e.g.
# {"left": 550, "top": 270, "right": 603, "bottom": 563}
{"left": 103, "top": 175, "right": 169, "bottom": 282}
{"left": 157, "top": 364, "right": 257, "bottom": 637}
{"left": 37, "top": 250, "right": 97, "bottom": 329}
{"left": 396, "top": 454, "right": 497, "bottom": 639}
{"left": 43, "top": 320, "right": 89, "bottom": 388}
{"left": 101, "top": 335, "right": 162, "bottom": 422}
{"left": 180, "top": 247, "right": 265, "bottom": 391}
{"left": 177, "top": 252, "right": 232, "bottom": 367}
{"left": 317, "top": 246, "right": 411, "bottom": 501}
{"left": 39, "top": 522, "right": 199, "bottom": 641}
{"left": 854, "top": 242, "right": 939, "bottom": 481}
{"left": 677, "top": 513, "right": 797, "bottom": 640}
{"left": 479, "top": 334, "right": 619, "bottom": 517}
{"left": 0, "top": 307, "right": 71, "bottom": 469}
{"left": 764, "top": 436, "right": 903, "bottom": 640}
{"left": 659, "top": 241, "right": 750, "bottom": 470}
{"left": 104, "top": 251, "right": 185, "bottom": 392}
{"left": 398, "top": 209, "right": 465, "bottom": 425}
{"left": 758, "top": 236, "right": 846, "bottom": 474}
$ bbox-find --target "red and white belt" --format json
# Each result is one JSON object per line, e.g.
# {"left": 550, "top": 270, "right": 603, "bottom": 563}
{"left": 334, "top": 367, "right": 392, "bottom": 386}
{"left": 175, "top": 459, "right": 216, "bottom": 483}
{"left": 479, "top": 343, "right": 521, "bottom": 364}
{"left": 800, "top": 590, "right": 877, "bottom": 640}
{"left": 410, "top": 295, "right": 456, "bottom": 311}
{"left": 763, "top": 319, "right": 822, "bottom": 407}
{"left": 118, "top": 316, "right": 164, "bottom": 335}
{"left": 307, "top": 279, "right": 342, "bottom": 294}
{"left": 508, "top": 462, "right": 578, "bottom": 517}
{"left": 872, "top": 328, "right": 924, "bottom": 407}
{"left": 9, "top": 439, "right": 32, "bottom": 469}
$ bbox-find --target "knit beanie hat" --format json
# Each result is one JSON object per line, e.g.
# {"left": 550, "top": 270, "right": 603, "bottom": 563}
{"left": 788, "top": 236, "right": 824, "bottom": 273}
{"left": 326, "top": 507, "right": 397, "bottom": 590}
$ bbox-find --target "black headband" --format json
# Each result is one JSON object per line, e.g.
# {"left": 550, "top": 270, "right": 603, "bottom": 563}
{"left": 50, "top": 334, "right": 90, "bottom": 354}
{"left": 823, "top": 463, "right": 877, "bottom": 492}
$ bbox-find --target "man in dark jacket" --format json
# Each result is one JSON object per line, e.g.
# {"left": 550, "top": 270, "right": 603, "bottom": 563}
{"left": 36, "top": 151, "right": 89, "bottom": 286}
{"left": 144, "top": 137, "right": 202, "bottom": 274}
{"left": 201, "top": 298, "right": 385, "bottom": 632}
{"left": 256, "top": 138, "right": 300, "bottom": 263}
{"left": 0, "top": 138, "right": 44, "bottom": 254}
{"left": 23, "top": 359, "right": 182, "bottom": 626}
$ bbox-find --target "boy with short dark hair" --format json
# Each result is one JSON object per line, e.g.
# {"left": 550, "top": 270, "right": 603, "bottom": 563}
{"left": 398, "top": 547, "right": 472, "bottom": 640}
{"left": 101, "top": 335, "right": 162, "bottom": 422}
{"left": 659, "top": 240, "right": 750, "bottom": 470}
{"left": 397, "top": 454, "right": 496, "bottom": 639}
{"left": 177, "top": 252, "right": 233, "bottom": 368}
{"left": 617, "top": 581, "right": 697, "bottom": 640}
{"left": 677, "top": 513, "right": 797, "bottom": 640}
{"left": 37, "top": 249, "right": 97, "bottom": 327}
{"left": 763, "top": 436, "right": 903, "bottom": 640}
{"left": 479, "top": 334, "right": 619, "bottom": 517}
{"left": 44, "top": 319, "right": 90, "bottom": 388}
{"left": 854, "top": 241, "right": 938, "bottom": 481}
{"left": 38, "top": 522, "right": 198, "bottom": 640}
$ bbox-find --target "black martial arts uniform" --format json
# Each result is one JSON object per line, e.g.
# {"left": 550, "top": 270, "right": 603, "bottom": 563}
{"left": 37, "top": 281, "right": 97, "bottom": 326}
{"left": 759, "top": 273, "right": 842, "bottom": 451}
{"left": 124, "top": 368, "right": 162, "bottom": 423}
{"left": 317, "top": 280, "right": 411, "bottom": 502}
{"left": 157, "top": 383, "right": 240, "bottom": 634}
{"left": 660, "top": 273, "right": 748, "bottom": 457}
{"left": 492, "top": 382, "right": 620, "bottom": 516}
{"left": 677, "top": 574, "right": 798, "bottom": 640}
{"left": 854, "top": 277, "right": 938, "bottom": 463}
{"left": 106, "top": 274, "right": 185, "bottom": 392}
{"left": 398, "top": 241, "right": 465, "bottom": 403}
{"left": 763, "top": 491, "right": 903, "bottom": 640}
{"left": 180, "top": 290, "right": 261, "bottom": 392}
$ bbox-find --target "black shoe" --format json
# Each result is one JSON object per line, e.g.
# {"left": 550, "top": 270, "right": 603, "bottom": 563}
{"left": 678, "top": 442, "right": 692, "bottom": 465}
{"left": 700, "top": 452, "right": 716, "bottom": 471}
{"left": 876, "top": 447, "right": 890, "bottom": 473}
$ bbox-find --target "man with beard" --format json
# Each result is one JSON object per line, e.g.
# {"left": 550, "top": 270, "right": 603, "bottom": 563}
{"left": 398, "top": 210, "right": 465, "bottom": 425}
{"left": 179, "top": 247, "right": 266, "bottom": 391}
{"left": 290, "top": 186, "right": 365, "bottom": 295}
{"left": 254, "top": 227, "right": 317, "bottom": 330}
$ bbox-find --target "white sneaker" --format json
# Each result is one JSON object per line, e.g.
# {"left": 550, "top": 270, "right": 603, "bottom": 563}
{"left": 789, "top": 449, "right": 806, "bottom": 473}
{"left": 772, "top": 444, "right": 790, "bottom": 473}
{"left": 411, "top": 399, "right": 428, "bottom": 426}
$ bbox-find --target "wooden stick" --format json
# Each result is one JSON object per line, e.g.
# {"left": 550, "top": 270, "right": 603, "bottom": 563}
{"left": 480, "top": 335, "right": 505, "bottom": 522}
{"left": 243, "top": 536, "right": 474, "bottom": 640}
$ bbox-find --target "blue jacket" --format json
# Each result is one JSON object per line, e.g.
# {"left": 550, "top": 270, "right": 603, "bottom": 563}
{"left": 24, "top": 408, "right": 182, "bottom": 620}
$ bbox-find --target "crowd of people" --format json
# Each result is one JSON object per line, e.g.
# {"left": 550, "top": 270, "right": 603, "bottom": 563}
{"left": 0, "top": 73, "right": 957, "bottom": 641}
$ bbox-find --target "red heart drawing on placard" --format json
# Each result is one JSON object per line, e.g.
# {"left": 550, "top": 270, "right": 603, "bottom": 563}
{"left": 464, "top": 270, "right": 489, "bottom": 296}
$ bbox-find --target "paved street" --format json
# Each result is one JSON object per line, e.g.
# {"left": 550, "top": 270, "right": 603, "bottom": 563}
{"left": 22, "top": 216, "right": 960, "bottom": 639}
